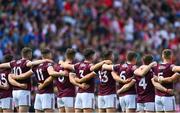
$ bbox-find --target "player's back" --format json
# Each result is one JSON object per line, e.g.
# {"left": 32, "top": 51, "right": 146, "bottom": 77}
{"left": 98, "top": 67, "right": 116, "bottom": 95}
{"left": 155, "top": 63, "right": 174, "bottom": 96}
{"left": 0, "top": 68, "right": 12, "bottom": 99}
{"left": 10, "top": 58, "right": 31, "bottom": 90}
{"left": 74, "top": 61, "right": 94, "bottom": 93}
{"left": 32, "top": 61, "right": 54, "bottom": 94}
{"left": 135, "top": 68, "right": 155, "bottom": 103}
{"left": 54, "top": 63, "right": 75, "bottom": 97}
{"left": 113, "top": 63, "right": 136, "bottom": 96}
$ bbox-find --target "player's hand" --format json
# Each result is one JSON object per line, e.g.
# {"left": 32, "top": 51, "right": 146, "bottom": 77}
{"left": 153, "top": 76, "right": 158, "bottom": 82}
{"left": 9, "top": 74, "right": 17, "bottom": 80}
{"left": 150, "top": 61, "right": 157, "bottom": 67}
{"left": 103, "top": 60, "right": 112, "bottom": 64}
{"left": 38, "top": 83, "right": 43, "bottom": 90}
{"left": 19, "top": 84, "right": 27, "bottom": 89}
{"left": 166, "top": 89, "right": 174, "bottom": 95}
{"left": 124, "top": 78, "right": 132, "bottom": 84}
{"left": 79, "top": 83, "right": 89, "bottom": 90}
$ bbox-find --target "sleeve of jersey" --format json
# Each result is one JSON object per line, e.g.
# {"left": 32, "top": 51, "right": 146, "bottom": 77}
{"left": 113, "top": 64, "right": 120, "bottom": 72}
{"left": 9, "top": 60, "right": 15, "bottom": 68}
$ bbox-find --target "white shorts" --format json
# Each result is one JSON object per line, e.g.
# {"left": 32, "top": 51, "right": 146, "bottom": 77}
{"left": 57, "top": 97, "right": 75, "bottom": 108}
{"left": 155, "top": 95, "right": 176, "bottom": 112}
{"left": 75, "top": 93, "right": 95, "bottom": 109}
{"left": 137, "top": 102, "right": 155, "bottom": 112}
{"left": 34, "top": 93, "right": 55, "bottom": 110}
{"left": 98, "top": 94, "right": 116, "bottom": 109}
{"left": 12, "top": 90, "right": 31, "bottom": 107}
{"left": 119, "top": 95, "right": 136, "bottom": 111}
{"left": 0, "top": 97, "right": 13, "bottom": 110}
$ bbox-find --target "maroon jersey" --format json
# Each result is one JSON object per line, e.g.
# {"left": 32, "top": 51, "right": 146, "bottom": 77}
{"left": 32, "top": 61, "right": 54, "bottom": 94}
{"left": 74, "top": 61, "right": 95, "bottom": 93}
{"left": 54, "top": 64, "right": 75, "bottom": 97}
{"left": 0, "top": 68, "right": 12, "bottom": 99}
{"left": 97, "top": 67, "right": 116, "bottom": 95}
{"left": 10, "top": 59, "right": 31, "bottom": 90}
{"left": 135, "top": 68, "right": 155, "bottom": 103}
{"left": 154, "top": 63, "right": 174, "bottom": 96}
{"left": 113, "top": 63, "right": 136, "bottom": 96}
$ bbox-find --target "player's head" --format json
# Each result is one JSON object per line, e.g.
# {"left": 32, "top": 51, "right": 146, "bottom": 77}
{"left": 21, "top": 47, "right": 32, "bottom": 60}
{"left": 65, "top": 48, "right": 76, "bottom": 60}
{"left": 83, "top": 48, "right": 95, "bottom": 61}
{"left": 126, "top": 51, "right": 137, "bottom": 64}
{"left": 162, "top": 49, "right": 172, "bottom": 61}
{"left": 102, "top": 50, "right": 113, "bottom": 60}
{"left": 41, "top": 49, "right": 52, "bottom": 59}
{"left": 143, "top": 54, "right": 154, "bottom": 65}
{"left": 3, "top": 54, "right": 13, "bottom": 63}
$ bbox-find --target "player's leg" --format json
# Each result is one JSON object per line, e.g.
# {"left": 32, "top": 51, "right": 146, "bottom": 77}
{"left": 75, "top": 93, "right": 83, "bottom": 113}
{"left": 42, "top": 94, "right": 55, "bottom": 113}
{"left": 155, "top": 95, "right": 164, "bottom": 113}
{"left": 64, "top": 97, "right": 75, "bottom": 113}
{"left": 18, "top": 90, "right": 31, "bottom": 112}
{"left": 144, "top": 102, "right": 155, "bottom": 113}
{"left": 82, "top": 93, "right": 95, "bottom": 113}
{"left": 125, "top": 95, "right": 136, "bottom": 113}
{"left": 162, "top": 96, "right": 176, "bottom": 113}
{"left": 98, "top": 95, "right": 106, "bottom": 113}
{"left": 12, "top": 90, "right": 19, "bottom": 112}
{"left": 105, "top": 94, "right": 117, "bottom": 113}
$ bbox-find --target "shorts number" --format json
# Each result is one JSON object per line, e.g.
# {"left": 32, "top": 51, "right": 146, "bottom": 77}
{"left": 0, "top": 74, "right": 8, "bottom": 86}
{"left": 99, "top": 70, "right": 108, "bottom": 83}
{"left": 120, "top": 71, "right": 126, "bottom": 80}
{"left": 36, "top": 69, "right": 44, "bottom": 81}
{"left": 13, "top": 67, "right": 22, "bottom": 75}
{"left": 79, "top": 70, "right": 84, "bottom": 78}
{"left": 139, "top": 77, "right": 147, "bottom": 90}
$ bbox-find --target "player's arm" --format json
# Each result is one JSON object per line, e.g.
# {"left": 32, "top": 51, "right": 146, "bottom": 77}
{"left": 158, "top": 73, "right": 180, "bottom": 83}
{"left": 74, "top": 72, "right": 96, "bottom": 83}
{"left": 151, "top": 77, "right": 173, "bottom": 94}
{"left": 172, "top": 65, "right": 180, "bottom": 72}
{"left": 38, "top": 76, "right": 54, "bottom": 90}
{"left": 117, "top": 79, "right": 136, "bottom": 94}
{"left": 69, "top": 73, "right": 89, "bottom": 89}
{"left": 0, "top": 62, "right": 11, "bottom": 68}
{"left": 111, "top": 71, "right": 131, "bottom": 84}
{"left": 59, "top": 61, "right": 74, "bottom": 71}
{"left": 90, "top": 60, "right": 112, "bottom": 71}
{"left": 10, "top": 70, "right": 34, "bottom": 80}
{"left": 8, "top": 74, "right": 27, "bottom": 89}
{"left": 47, "top": 66, "right": 68, "bottom": 77}
{"left": 102, "top": 64, "right": 113, "bottom": 71}
{"left": 134, "top": 62, "right": 157, "bottom": 76}
{"left": 26, "top": 59, "right": 53, "bottom": 67}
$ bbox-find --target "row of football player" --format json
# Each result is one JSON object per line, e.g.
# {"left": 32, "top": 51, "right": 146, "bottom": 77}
{"left": 0, "top": 47, "right": 179, "bottom": 113}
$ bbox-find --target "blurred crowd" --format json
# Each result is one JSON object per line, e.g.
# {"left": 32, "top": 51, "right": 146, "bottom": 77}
{"left": 0, "top": 0, "right": 180, "bottom": 110}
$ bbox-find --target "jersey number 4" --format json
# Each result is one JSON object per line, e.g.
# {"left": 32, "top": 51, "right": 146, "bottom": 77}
{"left": 139, "top": 77, "right": 147, "bottom": 90}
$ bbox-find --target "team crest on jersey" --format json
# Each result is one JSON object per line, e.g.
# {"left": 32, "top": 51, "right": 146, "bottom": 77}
{"left": 80, "top": 63, "right": 86, "bottom": 67}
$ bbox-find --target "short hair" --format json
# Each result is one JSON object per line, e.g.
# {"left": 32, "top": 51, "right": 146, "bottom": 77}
{"left": 41, "top": 49, "right": 51, "bottom": 57}
{"left": 101, "top": 50, "right": 112, "bottom": 60}
{"left": 21, "top": 47, "right": 32, "bottom": 58}
{"left": 126, "top": 51, "right": 137, "bottom": 62}
{"left": 162, "top": 49, "right": 172, "bottom": 60}
{"left": 3, "top": 54, "right": 13, "bottom": 62}
{"left": 143, "top": 54, "right": 154, "bottom": 65}
{"left": 83, "top": 48, "right": 95, "bottom": 60}
{"left": 66, "top": 48, "right": 76, "bottom": 60}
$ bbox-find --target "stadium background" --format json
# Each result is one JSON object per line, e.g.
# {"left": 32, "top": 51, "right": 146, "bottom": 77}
{"left": 0, "top": 0, "right": 179, "bottom": 111}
